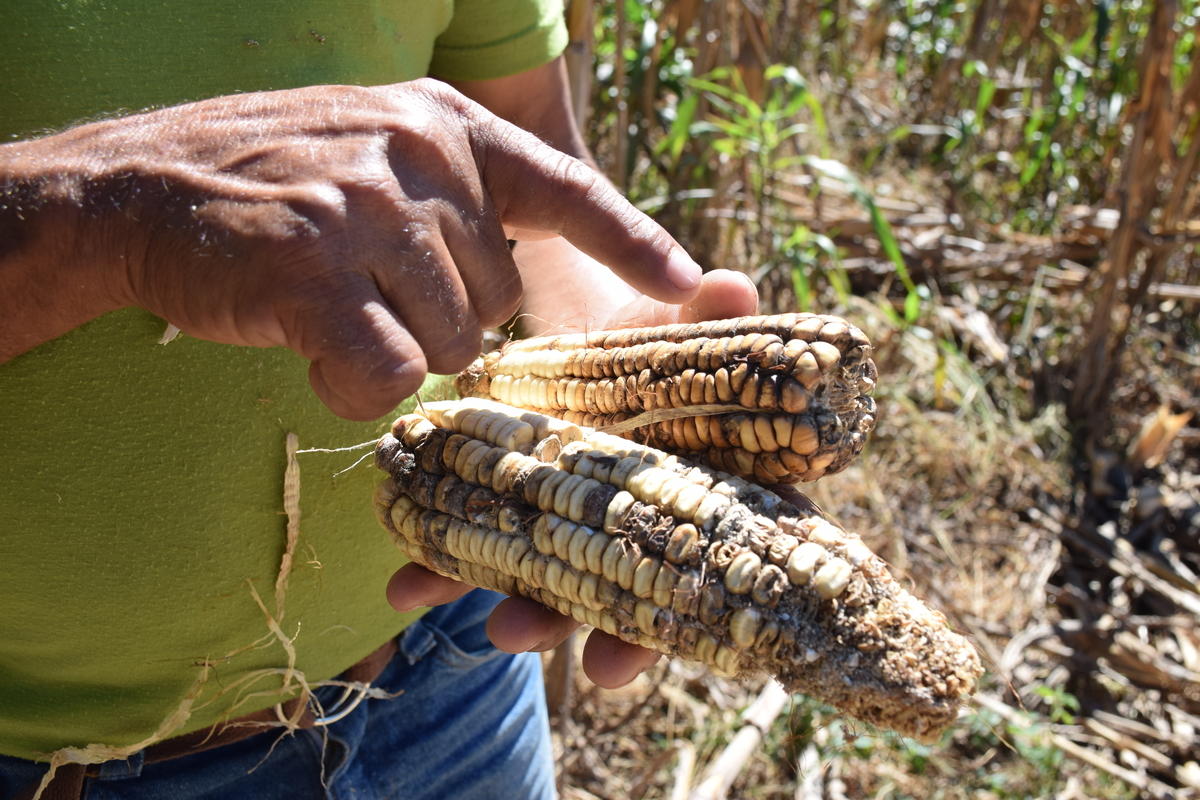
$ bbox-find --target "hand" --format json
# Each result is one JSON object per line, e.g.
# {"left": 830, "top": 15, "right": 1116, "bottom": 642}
{"left": 387, "top": 269, "right": 760, "bottom": 687}
{"left": 0, "top": 79, "right": 702, "bottom": 419}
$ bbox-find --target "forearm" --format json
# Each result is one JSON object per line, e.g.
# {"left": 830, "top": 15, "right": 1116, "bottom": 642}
{"left": 0, "top": 138, "right": 126, "bottom": 361}
{"left": 445, "top": 58, "right": 590, "bottom": 165}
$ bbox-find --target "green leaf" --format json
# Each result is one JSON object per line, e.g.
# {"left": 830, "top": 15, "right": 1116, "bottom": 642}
{"left": 791, "top": 264, "right": 812, "bottom": 311}
{"left": 655, "top": 93, "right": 699, "bottom": 162}
{"left": 800, "top": 156, "right": 921, "bottom": 322}
{"left": 828, "top": 266, "right": 851, "bottom": 304}
{"left": 904, "top": 290, "right": 921, "bottom": 323}
{"left": 974, "top": 78, "right": 997, "bottom": 120}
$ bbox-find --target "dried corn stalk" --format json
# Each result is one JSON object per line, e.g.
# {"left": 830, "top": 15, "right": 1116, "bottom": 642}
{"left": 454, "top": 313, "right": 878, "bottom": 484}
{"left": 373, "top": 399, "right": 981, "bottom": 740}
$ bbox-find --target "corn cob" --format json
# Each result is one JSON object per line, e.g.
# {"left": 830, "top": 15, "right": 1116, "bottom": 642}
{"left": 373, "top": 399, "right": 981, "bottom": 740}
{"left": 453, "top": 313, "right": 878, "bottom": 485}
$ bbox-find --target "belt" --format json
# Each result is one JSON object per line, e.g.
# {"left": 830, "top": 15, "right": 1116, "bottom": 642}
{"left": 26, "top": 639, "right": 398, "bottom": 800}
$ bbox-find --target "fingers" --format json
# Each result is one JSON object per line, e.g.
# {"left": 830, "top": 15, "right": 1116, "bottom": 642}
{"left": 386, "top": 563, "right": 475, "bottom": 612}
{"left": 581, "top": 629, "right": 662, "bottom": 688}
{"left": 486, "top": 599, "right": 660, "bottom": 687}
{"left": 489, "top": 601, "right": 663, "bottom": 686}
{"left": 468, "top": 112, "right": 702, "bottom": 304}
{"left": 370, "top": 134, "right": 523, "bottom": 342}
{"left": 297, "top": 196, "right": 518, "bottom": 416}
{"left": 435, "top": 199, "right": 524, "bottom": 330}
{"left": 368, "top": 232, "right": 484, "bottom": 375}
{"left": 284, "top": 273, "right": 428, "bottom": 420}
{"left": 485, "top": 596, "right": 580, "bottom": 653}
{"left": 386, "top": 567, "right": 659, "bottom": 686}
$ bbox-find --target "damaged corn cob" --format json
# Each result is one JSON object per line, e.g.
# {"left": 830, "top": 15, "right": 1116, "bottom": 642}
{"left": 454, "top": 313, "right": 878, "bottom": 484}
{"left": 373, "top": 399, "right": 982, "bottom": 740}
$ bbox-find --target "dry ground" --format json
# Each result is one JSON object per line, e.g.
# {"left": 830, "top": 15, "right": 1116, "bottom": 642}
{"left": 544, "top": 176, "right": 1199, "bottom": 800}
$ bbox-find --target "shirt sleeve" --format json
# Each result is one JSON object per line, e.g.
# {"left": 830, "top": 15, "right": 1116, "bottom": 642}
{"left": 430, "top": 0, "right": 568, "bottom": 81}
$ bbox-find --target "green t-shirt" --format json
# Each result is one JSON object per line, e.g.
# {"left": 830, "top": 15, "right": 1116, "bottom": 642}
{"left": 0, "top": 0, "right": 567, "bottom": 761}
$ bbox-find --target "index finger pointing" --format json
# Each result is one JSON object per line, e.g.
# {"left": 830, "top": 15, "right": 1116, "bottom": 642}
{"left": 469, "top": 112, "right": 702, "bottom": 304}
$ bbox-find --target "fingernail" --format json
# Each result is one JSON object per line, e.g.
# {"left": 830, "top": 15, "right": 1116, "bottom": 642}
{"left": 666, "top": 248, "right": 702, "bottom": 291}
{"left": 391, "top": 598, "right": 430, "bottom": 613}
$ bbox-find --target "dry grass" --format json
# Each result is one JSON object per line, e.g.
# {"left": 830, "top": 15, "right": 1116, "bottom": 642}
{"left": 547, "top": 285, "right": 1197, "bottom": 799}
{"left": 548, "top": 1, "right": 1200, "bottom": 797}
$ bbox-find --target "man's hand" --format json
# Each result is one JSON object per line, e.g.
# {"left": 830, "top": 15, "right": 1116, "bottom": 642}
{"left": 0, "top": 79, "right": 702, "bottom": 420}
{"left": 377, "top": 57, "right": 759, "bottom": 689}
{"left": 387, "top": 268, "right": 759, "bottom": 688}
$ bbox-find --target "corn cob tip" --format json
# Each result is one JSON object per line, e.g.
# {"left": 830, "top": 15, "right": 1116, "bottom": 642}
{"left": 373, "top": 402, "right": 982, "bottom": 740}
{"left": 771, "top": 588, "right": 983, "bottom": 742}
{"left": 454, "top": 356, "right": 491, "bottom": 398}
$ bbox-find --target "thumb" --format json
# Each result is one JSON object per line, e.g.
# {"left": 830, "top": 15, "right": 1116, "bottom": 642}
{"left": 599, "top": 269, "right": 760, "bottom": 329}
{"left": 676, "top": 269, "right": 760, "bottom": 323}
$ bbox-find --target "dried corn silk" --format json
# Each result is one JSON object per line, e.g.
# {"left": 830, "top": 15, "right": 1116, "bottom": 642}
{"left": 454, "top": 313, "right": 878, "bottom": 484}
{"left": 373, "top": 402, "right": 982, "bottom": 741}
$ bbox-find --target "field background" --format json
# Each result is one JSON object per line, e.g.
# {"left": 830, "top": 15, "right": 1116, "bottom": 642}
{"left": 545, "top": 1, "right": 1200, "bottom": 798}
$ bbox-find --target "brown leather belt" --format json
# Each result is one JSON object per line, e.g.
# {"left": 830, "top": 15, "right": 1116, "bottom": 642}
{"left": 25, "top": 639, "right": 398, "bottom": 800}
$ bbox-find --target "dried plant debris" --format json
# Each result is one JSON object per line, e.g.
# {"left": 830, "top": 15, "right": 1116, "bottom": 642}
{"left": 373, "top": 399, "right": 981, "bottom": 740}
{"left": 454, "top": 313, "right": 878, "bottom": 484}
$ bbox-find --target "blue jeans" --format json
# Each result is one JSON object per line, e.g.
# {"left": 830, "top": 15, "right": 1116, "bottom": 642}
{"left": 0, "top": 591, "right": 556, "bottom": 799}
